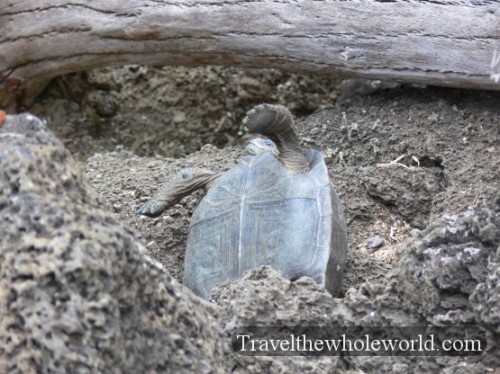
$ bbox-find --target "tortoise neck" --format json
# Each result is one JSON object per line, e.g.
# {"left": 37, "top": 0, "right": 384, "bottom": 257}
{"left": 270, "top": 131, "right": 310, "bottom": 175}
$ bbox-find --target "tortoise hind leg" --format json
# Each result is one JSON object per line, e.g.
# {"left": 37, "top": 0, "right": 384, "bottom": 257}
{"left": 137, "top": 168, "right": 220, "bottom": 217}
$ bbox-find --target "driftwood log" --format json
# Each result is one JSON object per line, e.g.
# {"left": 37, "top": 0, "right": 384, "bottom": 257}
{"left": 0, "top": 0, "right": 499, "bottom": 108}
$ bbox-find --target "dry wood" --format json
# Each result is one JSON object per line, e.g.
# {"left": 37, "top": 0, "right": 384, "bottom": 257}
{"left": 0, "top": 0, "right": 499, "bottom": 107}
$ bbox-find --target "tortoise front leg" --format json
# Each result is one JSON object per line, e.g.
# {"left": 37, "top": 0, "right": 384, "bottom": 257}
{"left": 138, "top": 168, "right": 220, "bottom": 217}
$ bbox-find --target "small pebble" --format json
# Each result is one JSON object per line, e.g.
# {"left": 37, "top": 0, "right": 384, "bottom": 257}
{"left": 173, "top": 111, "right": 186, "bottom": 124}
{"left": 366, "top": 235, "right": 385, "bottom": 252}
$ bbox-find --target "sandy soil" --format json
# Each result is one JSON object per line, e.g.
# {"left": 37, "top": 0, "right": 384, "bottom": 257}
{"left": 31, "top": 65, "right": 500, "bottom": 294}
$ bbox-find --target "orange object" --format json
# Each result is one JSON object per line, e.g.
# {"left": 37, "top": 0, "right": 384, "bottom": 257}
{"left": 0, "top": 111, "right": 5, "bottom": 127}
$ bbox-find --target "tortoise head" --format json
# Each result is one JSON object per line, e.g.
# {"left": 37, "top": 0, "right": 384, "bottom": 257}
{"left": 245, "top": 137, "right": 278, "bottom": 156}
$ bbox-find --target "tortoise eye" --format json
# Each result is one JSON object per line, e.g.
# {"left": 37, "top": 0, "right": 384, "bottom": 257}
{"left": 264, "top": 139, "right": 273, "bottom": 147}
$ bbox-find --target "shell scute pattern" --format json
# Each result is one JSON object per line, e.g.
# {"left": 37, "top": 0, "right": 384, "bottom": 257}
{"left": 184, "top": 150, "right": 333, "bottom": 298}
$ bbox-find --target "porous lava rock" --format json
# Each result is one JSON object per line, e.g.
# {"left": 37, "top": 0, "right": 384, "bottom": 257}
{"left": 212, "top": 197, "right": 500, "bottom": 373}
{"left": 0, "top": 114, "right": 230, "bottom": 373}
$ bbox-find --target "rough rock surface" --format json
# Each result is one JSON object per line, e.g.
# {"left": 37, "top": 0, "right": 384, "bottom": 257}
{"left": 0, "top": 114, "right": 230, "bottom": 373}
{"left": 213, "top": 195, "right": 500, "bottom": 372}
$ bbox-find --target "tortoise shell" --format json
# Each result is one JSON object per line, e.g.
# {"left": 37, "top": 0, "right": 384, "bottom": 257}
{"left": 183, "top": 147, "right": 346, "bottom": 299}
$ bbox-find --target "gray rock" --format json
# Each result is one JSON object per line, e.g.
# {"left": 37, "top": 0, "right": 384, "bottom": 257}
{"left": 212, "top": 267, "right": 343, "bottom": 373}
{"left": 366, "top": 235, "right": 385, "bottom": 251}
{"left": 0, "top": 114, "right": 230, "bottom": 373}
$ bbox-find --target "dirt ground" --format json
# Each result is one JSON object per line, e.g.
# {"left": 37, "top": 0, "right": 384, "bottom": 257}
{"left": 31, "top": 65, "right": 500, "bottom": 294}
{"left": 31, "top": 66, "right": 341, "bottom": 160}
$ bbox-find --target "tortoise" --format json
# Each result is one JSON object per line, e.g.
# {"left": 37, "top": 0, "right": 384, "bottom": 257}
{"left": 138, "top": 104, "right": 347, "bottom": 299}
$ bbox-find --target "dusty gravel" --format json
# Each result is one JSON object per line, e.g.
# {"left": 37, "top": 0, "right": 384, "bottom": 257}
{"left": 31, "top": 66, "right": 500, "bottom": 294}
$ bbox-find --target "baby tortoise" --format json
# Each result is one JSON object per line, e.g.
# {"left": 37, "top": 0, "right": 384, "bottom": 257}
{"left": 138, "top": 104, "right": 347, "bottom": 299}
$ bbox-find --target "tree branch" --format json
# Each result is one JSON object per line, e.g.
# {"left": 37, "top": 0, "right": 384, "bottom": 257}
{"left": 1, "top": 0, "right": 499, "bottom": 108}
